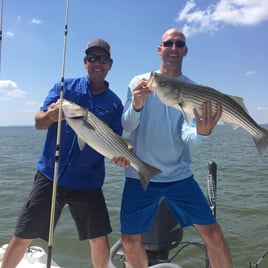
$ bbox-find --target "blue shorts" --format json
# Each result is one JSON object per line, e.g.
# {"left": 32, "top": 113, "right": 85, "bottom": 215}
{"left": 120, "top": 176, "right": 216, "bottom": 234}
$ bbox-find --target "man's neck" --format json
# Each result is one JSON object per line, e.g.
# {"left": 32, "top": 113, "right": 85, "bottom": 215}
{"left": 160, "top": 65, "right": 182, "bottom": 78}
{"left": 90, "top": 81, "right": 107, "bottom": 95}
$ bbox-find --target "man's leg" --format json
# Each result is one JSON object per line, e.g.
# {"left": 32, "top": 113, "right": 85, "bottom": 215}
{"left": 195, "top": 223, "right": 233, "bottom": 268}
{"left": 89, "top": 235, "right": 110, "bottom": 268}
{"left": 121, "top": 234, "right": 148, "bottom": 268}
{"left": 1, "top": 236, "right": 32, "bottom": 268}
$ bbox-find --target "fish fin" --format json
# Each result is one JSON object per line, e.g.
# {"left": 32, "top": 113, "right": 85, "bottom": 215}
{"left": 180, "top": 105, "right": 193, "bottom": 124}
{"left": 138, "top": 163, "right": 162, "bottom": 191}
{"left": 223, "top": 122, "right": 239, "bottom": 129}
{"left": 117, "top": 135, "right": 133, "bottom": 148}
{"left": 227, "top": 95, "right": 248, "bottom": 113}
{"left": 253, "top": 128, "right": 268, "bottom": 156}
{"left": 124, "top": 138, "right": 133, "bottom": 147}
{"left": 77, "top": 137, "right": 86, "bottom": 150}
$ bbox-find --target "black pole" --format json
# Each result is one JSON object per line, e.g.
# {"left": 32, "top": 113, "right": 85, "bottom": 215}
{"left": 207, "top": 160, "right": 217, "bottom": 217}
{"left": 205, "top": 160, "right": 217, "bottom": 268}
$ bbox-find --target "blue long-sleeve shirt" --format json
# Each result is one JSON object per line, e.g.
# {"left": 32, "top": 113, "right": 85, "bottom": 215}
{"left": 37, "top": 76, "right": 123, "bottom": 189}
{"left": 121, "top": 71, "right": 204, "bottom": 183}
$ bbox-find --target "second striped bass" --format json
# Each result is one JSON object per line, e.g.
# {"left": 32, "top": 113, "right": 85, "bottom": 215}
{"left": 147, "top": 71, "right": 268, "bottom": 156}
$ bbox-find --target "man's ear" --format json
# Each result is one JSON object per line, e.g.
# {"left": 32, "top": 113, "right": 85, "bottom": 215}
{"left": 183, "top": 46, "right": 188, "bottom": 57}
{"left": 157, "top": 45, "right": 162, "bottom": 56}
{"left": 83, "top": 56, "right": 88, "bottom": 69}
{"left": 83, "top": 56, "right": 87, "bottom": 64}
{"left": 108, "top": 59, "right": 113, "bottom": 70}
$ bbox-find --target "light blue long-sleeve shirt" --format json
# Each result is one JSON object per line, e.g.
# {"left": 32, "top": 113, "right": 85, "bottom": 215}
{"left": 121, "top": 71, "right": 204, "bottom": 183}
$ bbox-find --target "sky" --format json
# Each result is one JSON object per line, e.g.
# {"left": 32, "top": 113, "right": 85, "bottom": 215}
{"left": 0, "top": 0, "right": 268, "bottom": 126}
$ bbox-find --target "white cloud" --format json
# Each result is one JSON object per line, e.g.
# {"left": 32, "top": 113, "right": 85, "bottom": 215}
{"left": 25, "top": 101, "right": 38, "bottom": 106}
{"left": 22, "top": 108, "right": 36, "bottom": 113}
{"left": 245, "top": 70, "right": 257, "bottom": 76}
{"left": 0, "top": 80, "right": 26, "bottom": 98}
{"left": 31, "top": 18, "right": 43, "bottom": 24}
{"left": 5, "top": 31, "right": 15, "bottom": 37}
{"left": 256, "top": 106, "right": 268, "bottom": 111}
{"left": 176, "top": 0, "right": 268, "bottom": 37}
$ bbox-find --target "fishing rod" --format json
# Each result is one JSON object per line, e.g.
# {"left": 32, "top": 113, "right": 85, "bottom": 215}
{"left": 46, "top": 0, "right": 70, "bottom": 267}
{"left": 0, "top": 0, "right": 4, "bottom": 73}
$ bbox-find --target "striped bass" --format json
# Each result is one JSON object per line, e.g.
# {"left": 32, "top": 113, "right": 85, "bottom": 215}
{"left": 147, "top": 71, "right": 268, "bottom": 156}
{"left": 60, "top": 100, "right": 161, "bottom": 190}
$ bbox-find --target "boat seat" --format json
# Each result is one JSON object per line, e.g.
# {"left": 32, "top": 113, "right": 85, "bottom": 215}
{"left": 142, "top": 199, "right": 183, "bottom": 252}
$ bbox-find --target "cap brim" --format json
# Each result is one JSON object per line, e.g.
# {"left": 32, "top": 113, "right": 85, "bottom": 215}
{"left": 85, "top": 46, "right": 110, "bottom": 56}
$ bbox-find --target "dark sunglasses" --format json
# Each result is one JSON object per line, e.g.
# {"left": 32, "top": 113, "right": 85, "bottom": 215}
{"left": 162, "top": 40, "right": 185, "bottom": 48}
{"left": 86, "top": 54, "right": 111, "bottom": 64}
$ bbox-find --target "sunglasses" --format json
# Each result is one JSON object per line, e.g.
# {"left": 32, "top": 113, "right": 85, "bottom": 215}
{"left": 162, "top": 40, "right": 185, "bottom": 48}
{"left": 86, "top": 54, "right": 111, "bottom": 64}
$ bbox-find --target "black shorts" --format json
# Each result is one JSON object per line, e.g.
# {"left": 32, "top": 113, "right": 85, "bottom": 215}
{"left": 14, "top": 171, "right": 112, "bottom": 241}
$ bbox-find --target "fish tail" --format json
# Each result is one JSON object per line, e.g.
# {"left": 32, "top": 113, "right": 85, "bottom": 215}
{"left": 253, "top": 128, "right": 268, "bottom": 156}
{"left": 138, "top": 163, "right": 161, "bottom": 191}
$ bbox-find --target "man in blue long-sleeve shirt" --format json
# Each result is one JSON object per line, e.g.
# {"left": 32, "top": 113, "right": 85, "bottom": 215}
{"left": 1, "top": 38, "right": 123, "bottom": 268}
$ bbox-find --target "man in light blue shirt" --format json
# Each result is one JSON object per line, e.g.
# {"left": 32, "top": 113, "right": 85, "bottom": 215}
{"left": 120, "top": 28, "right": 233, "bottom": 268}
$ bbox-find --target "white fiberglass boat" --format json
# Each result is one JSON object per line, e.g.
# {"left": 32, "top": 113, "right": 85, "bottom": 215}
{"left": 0, "top": 244, "right": 60, "bottom": 268}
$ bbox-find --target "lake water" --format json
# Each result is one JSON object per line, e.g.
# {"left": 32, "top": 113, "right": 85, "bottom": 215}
{"left": 0, "top": 125, "right": 267, "bottom": 268}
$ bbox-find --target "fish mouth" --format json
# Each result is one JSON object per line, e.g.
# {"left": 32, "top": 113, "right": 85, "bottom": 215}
{"left": 147, "top": 71, "right": 155, "bottom": 90}
{"left": 68, "top": 115, "right": 85, "bottom": 119}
